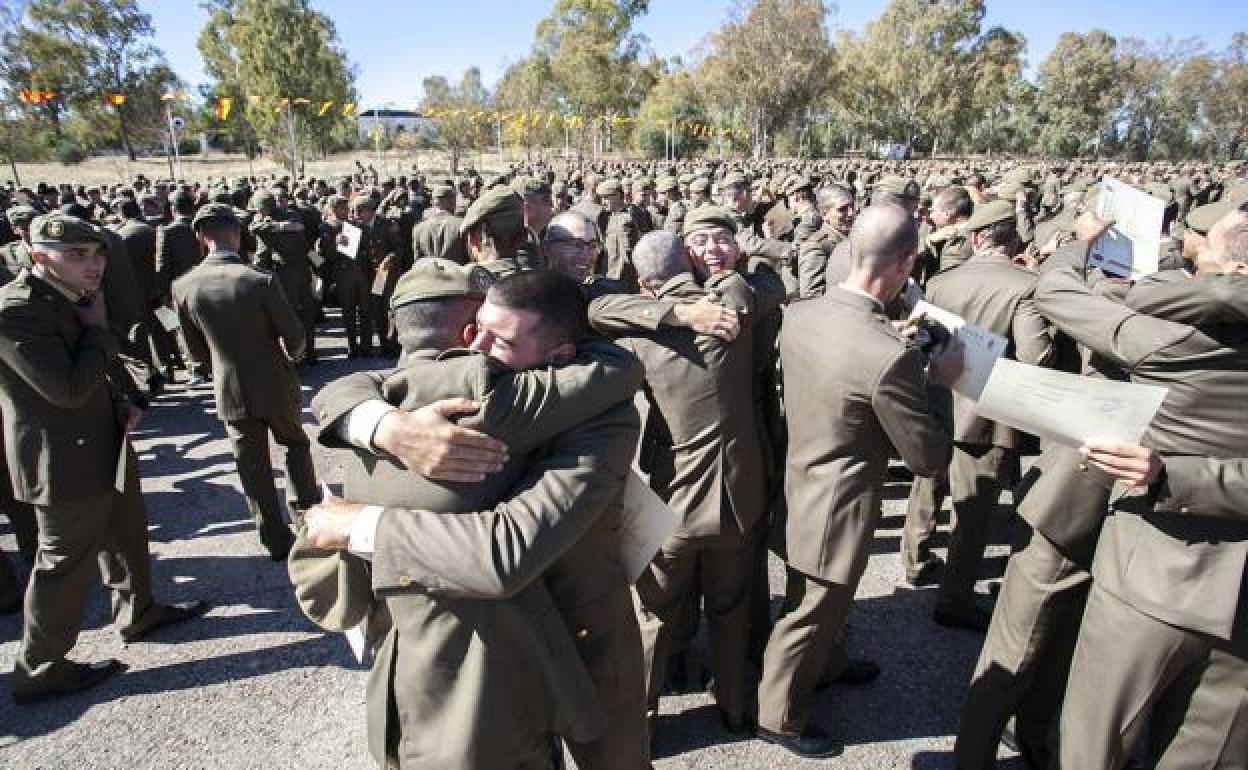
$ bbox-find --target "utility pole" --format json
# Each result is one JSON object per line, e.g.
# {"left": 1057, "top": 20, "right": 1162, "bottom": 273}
{"left": 164, "top": 101, "right": 182, "bottom": 179}
{"left": 286, "top": 101, "right": 300, "bottom": 176}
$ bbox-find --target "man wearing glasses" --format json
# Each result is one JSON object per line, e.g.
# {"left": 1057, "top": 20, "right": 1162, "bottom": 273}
{"left": 795, "top": 185, "right": 857, "bottom": 300}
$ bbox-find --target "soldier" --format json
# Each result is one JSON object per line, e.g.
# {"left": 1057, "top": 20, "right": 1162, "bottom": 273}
{"left": 156, "top": 190, "right": 206, "bottom": 384}
{"left": 654, "top": 176, "right": 687, "bottom": 234}
{"left": 3, "top": 214, "right": 206, "bottom": 703}
{"left": 318, "top": 195, "right": 369, "bottom": 358}
{"left": 302, "top": 268, "right": 647, "bottom": 770}
{"left": 173, "top": 204, "right": 321, "bottom": 561}
{"left": 786, "top": 175, "right": 821, "bottom": 245}
{"left": 795, "top": 185, "right": 855, "bottom": 299}
{"left": 755, "top": 205, "right": 959, "bottom": 757}
{"left": 871, "top": 175, "right": 921, "bottom": 212}
{"left": 514, "top": 176, "right": 552, "bottom": 270}
{"left": 460, "top": 187, "right": 529, "bottom": 279}
{"left": 1, "top": 205, "right": 37, "bottom": 280}
{"left": 595, "top": 179, "right": 642, "bottom": 291}
{"left": 115, "top": 199, "right": 174, "bottom": 389}
{"left": 922, "top": 200, "right": 1055, "bottom": 631}
{"left": 688, "top": 177, "right": 712, "bottom": 209}
{"left": 913, "top": 184, "right": 974, "bottom": 284}
{"left": 250, "top": 189, "right": 319, "bottom": 364}
{"left": 411, "top": 183, "right": 465, "bottom": 263}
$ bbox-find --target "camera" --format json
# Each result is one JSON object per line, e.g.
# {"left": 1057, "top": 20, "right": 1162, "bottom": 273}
{"left": 911, "top": 314, "right": 951, "bottom": 357}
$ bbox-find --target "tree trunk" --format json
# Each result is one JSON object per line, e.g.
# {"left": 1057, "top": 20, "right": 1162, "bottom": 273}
{"left": 118, "top": 104, "right": 136, "bottom": 161}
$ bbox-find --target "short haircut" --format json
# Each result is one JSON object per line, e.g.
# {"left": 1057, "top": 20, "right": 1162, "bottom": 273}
{"left": 546, "top": 210, "right": 597, "bottom": 241}
{"left": 487, "top": 269, "right": 587, "bottom": 347}
{"left": 848, "top": 204, "right": 919, "bottom": 273}
{"left": 197, "top": 219, "right": 240, "bottom": 242}
{"left": 119, "top": 199, "right": 142, "bottom": 219}
{"left": 980, "top": 219, "right": 1020, "bottom": 251}
{"left": 871, "top": 190, "right": 914, "bottom": 209}
{"left": 392, "top": 297, "right": 480, "bottom": 355}
{"left": 816, "top": 185, "right": 854, "bottom": 212}
{"left": 632, "top": 230, "right": 687, "bottom": 284}
{"left": 1221, "top": 221, "right": 1248, "bottom": 262}
{"left": 467, "top": 210, "right": 527, "bottom": 257}
{"left": 933, "top": 186, "right": 973, "bottom": 220}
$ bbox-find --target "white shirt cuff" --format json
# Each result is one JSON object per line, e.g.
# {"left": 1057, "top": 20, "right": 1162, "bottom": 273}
{"left": 347, "top": 505, "right": 385, "bottom": 557}
{"left": 342, "top": 400, "right": 395, "bottom": 450}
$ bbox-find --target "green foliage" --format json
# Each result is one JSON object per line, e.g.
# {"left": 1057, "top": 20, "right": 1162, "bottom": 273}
{"left": 635, "top": 66, "right": 708, "bottom": 158}
{"left": 419, "top": 68, "right": 494, "bottom": 173}
{"left": 55, "top": 139, "right": 87, "bottom": 164}
{"left": 1035, "top": 30, "right": 1121, "bottom": 157}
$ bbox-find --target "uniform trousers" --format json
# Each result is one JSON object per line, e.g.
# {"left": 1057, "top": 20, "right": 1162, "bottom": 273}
{"left": 334, "top": 264, "right": 369, "bottom": 355}
{"left": 938, "top": 442, "right": 1018, "bottom": 614}
{"left": 954, "top": 529, "right": 1091, "bottom": 770}
{"left": 1059, "top": 582, "right": 1248, "bottom": 770}
{"left": 224, "top": 412, "right": 319, "bottom": 556}
{"left": 756, "top": 566, "right": 855, "bottom": 734}
{"left": 275, "top": 263, "right": 318, "bottom": 362}
{"left": 13, "top": 446, "right": 154, "bottom": 689}
{"left": 635, "top": 531, "right": 755, "bottom": 724}
{"left": 902, "top": 472, "right": 949, "bottom": 579}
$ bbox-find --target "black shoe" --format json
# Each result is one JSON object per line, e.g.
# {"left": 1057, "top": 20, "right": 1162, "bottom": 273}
{"left": 11, "top": 660, "right": 126, "bottom": 704}
{"left": 360, "top": 347, "right": 375, "bottom": 358}
{"left": 903, "top": 558, "right": 945, "bottom": 589}
{"left": 816, "top": 658, "right": 881, "bottom": 690}
{"left": 120, "top": 600, "right": 210, "bottom": 643}
{"left": 719, "top": 710, "right": 754, "bottom": 736}
{"left": 756, "top": 725, "right": 843, "bottom": 759}
{"left": 933, "top": 602, "right": 993, "bottom": 633}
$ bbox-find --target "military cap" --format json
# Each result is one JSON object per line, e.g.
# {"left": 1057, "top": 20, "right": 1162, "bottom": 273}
{"left": 287, "top": 534, "right": 372, "bottom": 632}
{"left": 324, "top": 194, "right": 346, "bottom": 208}
{"left": 689, "top": 177, "right": 711, "bottom": 194}
{"left": 431, "top": 183, "right": 455, "bottom": 199}
{"left": 551, "top": 181, "right": 568, "bottom": 197}
{"left": 29, "top": 213, "right": 105, "bottom": 246}
{"left": 966, "top": 199, "right": 1016, "bottom": 232}
{"left": 655, "top": 176, "right": 678, "bottom": 193}
{"left": 5, "top": 205, "right": 38, "bottom": 226}
{"left": 721, "top": 171, "right": 748, "bottom": 190}
{"left": 390, "top": 258, "right": 492, "bottom": 310}
{"left": 1186, "top": 184, "right": 1248, "bottom": 235}
{"left": 678, "top": 173, "right": 694, "bottom": 187}
{"left": 192, "top": 202, "right": 240, "bottom": 230}
{"left": 595, "top": 178, "right": 622, "bottom": 197}
{"left": 636, "top": 176, "right": 654, "bottom": 191}
{"left": 681, "top": 205, "right": 738, "bottom": 237}
{"left": 350, "top": 193, "right": 377, "bottom": 211}
{"left": 784, "top": 174, "right": 814, "bottom": 196}
{"left": 875, "top": 175, "right": 920, "bottom": 199}
{"left": 512, "top": 176, "right": 551, "bottom": 197}
{"left": 249, "top": 189, "right": 276, "bottom": 211}
{"left": 460, "top": 187, "right": 524, "bottom": 233}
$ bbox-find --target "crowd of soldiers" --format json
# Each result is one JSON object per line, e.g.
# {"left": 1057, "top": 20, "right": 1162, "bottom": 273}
{"left": 0, "top": 152, "right": 1245, "bottom": 770}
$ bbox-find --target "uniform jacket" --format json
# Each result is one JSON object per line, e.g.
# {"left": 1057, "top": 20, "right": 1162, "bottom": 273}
{"left": 172, "top": 252, "right": 305, "bottom": 422}
{"left": 926, "top": 250, "right": 1054, "bottom": 448}
{"left": 1035, "top": 264, "right": 1248, "bottom": 641}
{"left": 0, "top": 270, "right": 125, "bottom": 505}
{"left": 796, "top": 225, "right": 847, "bottom": 299}
{"left": 116, "top": 218, "right": 160, "bottom": 306}
{"left": 155, "top": 215, "right": 202, "bottom": 295}
{"left": 778, "top": 286, "right": 951, "bottom": 584}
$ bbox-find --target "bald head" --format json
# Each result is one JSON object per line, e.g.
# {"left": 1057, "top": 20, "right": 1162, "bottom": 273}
{"left": 848, "top": 204, "right": 919, "bottom": 273}
{"left": 633, "top": 230, "right": 688, "bottom": 286}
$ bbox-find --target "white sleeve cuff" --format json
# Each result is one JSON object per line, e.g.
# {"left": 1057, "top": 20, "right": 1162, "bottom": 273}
{"left": 342, "top": 400, "right": 396, "bottom": 450}
{"left": 347, "top": 505, "right": 385, "bottom": 557}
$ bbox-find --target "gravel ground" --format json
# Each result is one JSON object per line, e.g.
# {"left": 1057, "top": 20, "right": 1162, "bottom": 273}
{"left": 1, "top": 316, "right": 1023, "bottom": 770}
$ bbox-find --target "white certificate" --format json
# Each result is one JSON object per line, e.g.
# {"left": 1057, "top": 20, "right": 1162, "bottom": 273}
{"left": 974, "top": 359, "right": 1167, "bottom": 447}
{"left": 1091, "top": 177, "right": 1165, "bottom": 279}
{"left": 617, "top": 469, "right": 681, "bottom": 583}
{"left": 339, "top": 222, "right": 362, "bottom": 259}
{"left": 909, "top": 300, "right": 1007, "bottom": 400}
{"left": 153, "top": 305, "right": 180, "bottom": 331}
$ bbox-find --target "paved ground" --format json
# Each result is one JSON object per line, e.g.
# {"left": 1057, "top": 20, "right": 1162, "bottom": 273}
{"left": 0, "top": 317, "right": 1023, "bottom": 769}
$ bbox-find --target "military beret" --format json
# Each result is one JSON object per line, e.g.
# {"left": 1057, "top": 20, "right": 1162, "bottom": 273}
{"left": 512, "top": 176, "right": 551, "bottom": 197}
{"left": 655, "top": 176, "right": 678, "bottom": 193}
{"left": 678, "top": 173, "right": 694, "bottom": 186}
{"left": 29, "top": 213, "right": 105, "bottom": 246}
{"left": 875, "top": 175, "right": 920, "bottom": 199}
{"left": 689, "top": 177, "right": 711, "bottom": 194}
{"left": 431, "top": 183, "right": 455, "bottom": 199}
{"left": 390, "top": 258, "right": 492, "bottom": 310}
{"left": 966, "top": 199, "right": 1016, "bottom": 232}
{"left": 636, "top": 176, "right": 654, "bottom": 190}
{"left": 595, "top": 179, "right": 622, "bottom": 197}
{"left": 460, "top": 187, "right": 524, "bottom": 233}
{"left": 5, "top": 205, "right": 38, "bottom": 226}
{"left": 350, "top": 194, "right": 377, "bottom": 211}
{"left": 1187, "top": 185, "right": 1248, "bottom": 235}
{"left": 287, "top": 532, "right": 373, "bottom": 632}
{"left": 785, "top": 174, "right": 814, "bottom": 196}
{"left": 249, "top": 189, "right": 276, "bottom": 211}
{"left": 192, "top": 202, "right": 240, "bottom": 230}
{"left": 721, "top": 171, "right": 748, "bottom": 190}
{"left": 681, "top": 205, "right": 738, "bottom": 237}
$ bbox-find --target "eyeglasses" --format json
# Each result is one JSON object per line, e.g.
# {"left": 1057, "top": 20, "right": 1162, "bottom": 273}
{"left": 545, "top": 236, "right": 598, "bottom": 252}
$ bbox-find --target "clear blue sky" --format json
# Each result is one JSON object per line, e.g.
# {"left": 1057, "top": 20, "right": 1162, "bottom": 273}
{"left": 145, "top": 0, "right": 1244, "bottom": 108}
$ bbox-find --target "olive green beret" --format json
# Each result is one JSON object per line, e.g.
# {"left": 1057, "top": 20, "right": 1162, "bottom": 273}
{"left": 249, "top": 189, "right": 276, "bottom": 211}
{"left": 678, "top": 173, "right": 694, "bottom": 186}
{"left": 967, "top": 199, "right": 1016, "bottom": 232}
{"left": 350, "top": 194, "right": 377, "bottom": 211}
{"left": 390, "top": 257, "right": 492, "bottom": 310}
{"left": 721, "top": 171, "right": 748, "bottom": 190}
{"left": 192, "top": 202, "right": 240, "bottom": 230}
{"left": 785, "top": 174, "right": 813, "bottom": 196}
{"left": 689, "top": 177, "right": 711, "bottom": 194}
{"left": 875, "top": 175, "right": 920, "bottom": 199}
{"left": 1187, "top": 185, "right": 1248, "bottom": 235}
{"left": 29, "top": 214, "right": 105, "bottom": 246}
{"left": 636, "top": 176, "right": 654, "bottom": 190}
{"left": 5, "top": 205, "right": 38, "bottom": 226}
{"left": 681, "top": 205, "right": 738, "bottom": 237}
{"left": 287, "top": 531, "right": 373, "bottom": 632}
{"left": 655, "top": 176, "right": 678, "bottom": 193}
{"left": 595, "top": 179, "right": 622, "bottom": 197}
{"left": 460, "top": 188, "right": 523, "bottom": 233}
{"left": 431, "top": 183, "right": 455, "bottom": 199}
{"left": 512, "top": 176, "right": 551, "bottom": 197}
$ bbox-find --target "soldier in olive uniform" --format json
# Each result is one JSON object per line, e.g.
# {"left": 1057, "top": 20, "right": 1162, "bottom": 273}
{"left": 173, "top": 204, "right": 321, "bottom": 561}
{"left": 3, "top": 215, "right": 206, "bottom": 703}
{"left": 655, "top": 176, "right": 687, "bottom": 234}
{"left": 461, "top": 187, "right": 533, "bottom": 280}
{"left": 318, "top": 195, "right": 369, "bottom": 358}
{"left": 795, "top": 185, "right": 855, "bottom": 299}
{"left": 250, "top": 189, "right": 319, "bottom": 364}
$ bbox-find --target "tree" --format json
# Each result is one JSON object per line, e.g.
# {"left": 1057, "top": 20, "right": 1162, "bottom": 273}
{"left": 534, "top": 0, "right": 653, "bottom": 156}
{"left": 963, "top": 27, "right": 1028, "bottom": 155}
{"left": 635, "top": 64, "right": 709, "bottom": 159}
{"left": 493, "top": 55, "right": 562, "bottom": 158}
{"left": 197, "top": 0, "right": 357, "bottom": 172}
{"left": 1035, "top": 30, "right": 1121, "bottom": 157}
{"left": 696, "top": 0, "right": 834, "bottom": 158}
{"left": 419, "top": 68, "right": 493, "bottom": 173}
{"left": 9, "top": 0, "right": 178, "bottom": 160}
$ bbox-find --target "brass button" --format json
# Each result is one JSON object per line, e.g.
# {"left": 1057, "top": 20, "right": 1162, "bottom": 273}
{"left": 76, "top": 438, "right": 86, "bottom": 446}
{"left": 1180, "top": 506, "right": 1190, "bottom": 514}
{"left": 576, "top": 628, "right": 590, "bottom": 639}
{"left": 397, "top": 575, "right": 412, "bottom": 587}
